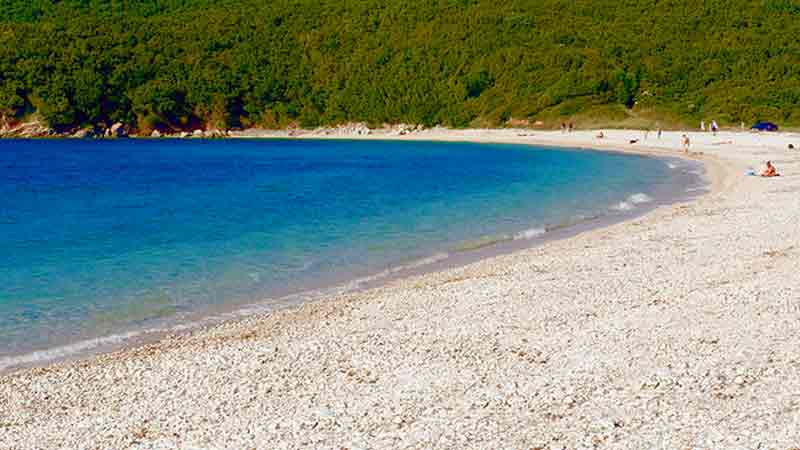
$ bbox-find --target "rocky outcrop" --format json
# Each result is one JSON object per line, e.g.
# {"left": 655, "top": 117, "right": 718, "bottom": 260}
{"left": 204, "top": 129, "right": 227, "bottom": 138}
{"left": 111, "top": 122, "right": 128, "bottom": 137}
{"left": 349, "top": 123, "right": 371, "bottom": 135}
{"left": 72, "top": 127, "right": 96, "bottom": 139}
{"left": 151, "top": 130, "right": 162, "bottom": 138}
{"left": 393, "top": 123, "right": 423, "bottom": 135}
{"left": 0, "top": 119, "right": 54, "bottom": 138}
{"left": 315, "top": 122, "right": 372, "bottom": 136}
{"left": 107, "top": 122, "right": 127, "bottom": 138}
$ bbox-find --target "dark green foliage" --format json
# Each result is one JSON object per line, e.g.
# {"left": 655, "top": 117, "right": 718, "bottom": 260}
{"left": 1, "top": 0, "right": 800, "bottom": 131}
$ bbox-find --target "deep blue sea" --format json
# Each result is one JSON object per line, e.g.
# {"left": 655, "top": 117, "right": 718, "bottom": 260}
{"left": 0, "top": 138, "right": 703, "bottom": 369}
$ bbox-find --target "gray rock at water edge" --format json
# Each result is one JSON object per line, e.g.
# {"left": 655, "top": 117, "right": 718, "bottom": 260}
{"left": 109, "top": 122, "right": 127, "bottom": 138}
{"left": 192, "top": 129, "right": 204, "bottom": 137}
{"left": 72, "top": 127, "right": 95, "bottom": 139}
{"left": 394, "top": 123, "right": 422, "bottom": 135}
{"left": 204, "top": 129, "right": 227, "bottom": 138}
{"left": 0, "top": 120, "right": 54, "bottom": 137}
{"left": 151, "top": 130, "right": 162, "bottom": 138}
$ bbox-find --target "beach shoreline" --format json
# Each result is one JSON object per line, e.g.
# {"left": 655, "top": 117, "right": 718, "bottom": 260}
{"left": 3, "top": 129, "right": 800, "bottom": 449}
{"left": 231, "top": 127, "right": 733, "bottom": 190}
{"left": 0, "top": 132, "right": 709, "bottom": 375}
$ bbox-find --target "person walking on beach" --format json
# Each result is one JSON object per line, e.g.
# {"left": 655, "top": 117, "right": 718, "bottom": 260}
{"left": 681, "top": 134, "right": 690, "bottom": 153}
{"left": 700, "top": 120, "right": 705, "bottom": 132}
{"left": 711, "top": 120, "right": 719, "bottom": 135}
{"left": 657, "top": 128, "right": 662, "bottom": 139}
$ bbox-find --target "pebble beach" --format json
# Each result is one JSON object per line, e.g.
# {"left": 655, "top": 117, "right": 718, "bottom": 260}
{"left": 2, "top": 129, "right": 799, "bottom": 449}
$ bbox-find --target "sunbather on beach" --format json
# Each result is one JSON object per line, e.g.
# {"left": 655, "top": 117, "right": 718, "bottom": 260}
{"left": 761, "top": 161, "right": 779, "bottom": 177}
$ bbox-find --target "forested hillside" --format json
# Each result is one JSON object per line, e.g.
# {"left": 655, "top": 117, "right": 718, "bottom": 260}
{"left": 1, "top": 0, "right": 799, "bottom": 133}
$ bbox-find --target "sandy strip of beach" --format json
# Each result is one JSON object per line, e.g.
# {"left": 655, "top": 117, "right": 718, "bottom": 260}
{"left": 2, "top": 129, "right": 800, "bottom": 449}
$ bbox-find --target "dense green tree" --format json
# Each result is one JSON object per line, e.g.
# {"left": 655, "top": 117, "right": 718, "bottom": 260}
{"left": 1, "top": 0, "right": 799, "bottom": 132}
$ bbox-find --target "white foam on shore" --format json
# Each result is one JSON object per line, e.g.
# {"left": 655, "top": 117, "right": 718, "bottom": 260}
{"left": 612, "top": 201, "right": 634, "bottom": 211}
{"left": 341, "top": 252, "right": 452, "bottom": 291}
{"left": 387, "top": 252, "right": 452, "bottom": 275}
{"left": 612, "top": 193, "right": 653, "bottom": 212}
{"left": 0, "top": 191, "right": 663, "bottom": 373}
{"left": 0, "top": 330, "right": 145, "bottom": 372}
{"left": 667, "top": 162, "right": 679, "bottom": 169}
{"left": 514, "top": 227, "right": 547, "bottom": 240}
{"left": 0, "top": 251, "right": 458, "bottom": 373}
{"left": 628, "top": 193, "right": 653, "bottom": 204}
{"left": 0, "top": 305, "right": 298, "bottom": 372}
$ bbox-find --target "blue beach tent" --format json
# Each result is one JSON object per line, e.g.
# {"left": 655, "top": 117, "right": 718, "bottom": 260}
{"left": 751, "top": 121, "right": 779, "bottom": 131}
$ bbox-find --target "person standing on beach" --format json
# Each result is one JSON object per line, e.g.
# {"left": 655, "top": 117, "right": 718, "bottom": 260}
{"left": 657, "top": 128, "right": 662, "bottom": 139}
{"left": 711, "top": 120, "right": 719, "bottom": 135}
{"left": 681, "top": 134, "right": 690, "bottom": 153}
{"left": 700, "top": 120, "right": 705, "bottom": 132}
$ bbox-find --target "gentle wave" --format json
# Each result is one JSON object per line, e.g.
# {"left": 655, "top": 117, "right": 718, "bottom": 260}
{"left": 0, "top": 330, "right": 145, "bottom": 372}
{"left": 514, "top": 227, "right": 547, "bottom": 240}
{"left": 0, "top": 187, "right": 661, "bottom": 372}
{"left": 629, "top": 193, "right": 653, "bottom": 204}
{"left": 452, "top": 224, "right": 564, "bottom": 252}
{"left": 611, "top": 193, "right": 653, "bottom": 211}
{"left": 0, "top": 140, "right": 696, "bottom": 374}
{"left": 612, "top": 201, "right": 635, "bottom": 211}
{"left": 0, "top": 189, "right": 656, "bottom": 372}
{"left": 453, "top": 235, "right": 512, "bottom": 252}
{"left": 0, "top": 251, "right": 459, "bottom": 372}
{"left": 0, "top": 302, "right": 297, "bottom": 372}
{"left": 338, "top": 252, "right": 452, "bottom": 291}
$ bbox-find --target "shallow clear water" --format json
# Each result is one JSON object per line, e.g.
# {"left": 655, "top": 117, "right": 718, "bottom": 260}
{"left": 0, "top": 138, "right": 701, "bottom": 367}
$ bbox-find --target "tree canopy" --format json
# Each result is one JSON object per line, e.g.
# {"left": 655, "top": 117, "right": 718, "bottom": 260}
{"left": 1, "top": 0, "right": 799, "bottom": 132}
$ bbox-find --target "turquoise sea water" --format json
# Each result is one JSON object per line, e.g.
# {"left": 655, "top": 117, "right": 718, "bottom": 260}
{"left": 0, "top": 139, "right": 702, "bottom": 369}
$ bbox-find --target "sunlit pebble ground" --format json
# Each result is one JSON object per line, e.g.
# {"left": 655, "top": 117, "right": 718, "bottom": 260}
{"left": 2, "top": 130, "right": 800, "bottom": 449}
